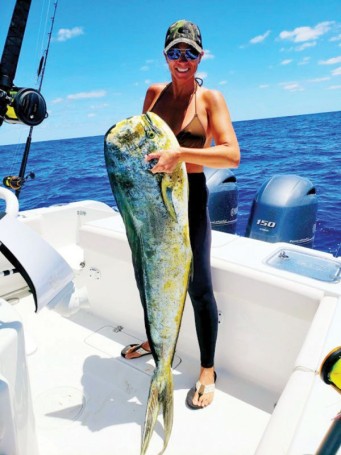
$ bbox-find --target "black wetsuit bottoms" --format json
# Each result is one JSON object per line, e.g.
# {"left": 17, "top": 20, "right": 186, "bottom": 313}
{"left": 187, "top": 173, "right": 218, "bottom": 368}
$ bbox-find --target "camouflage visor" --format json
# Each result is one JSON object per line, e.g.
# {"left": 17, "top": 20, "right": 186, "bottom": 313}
{"left": 164, "top": 20, "right": 203, "bottom": 54}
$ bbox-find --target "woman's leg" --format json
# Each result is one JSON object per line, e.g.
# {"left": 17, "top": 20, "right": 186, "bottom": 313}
{"left": 187, "top": 174, "right": 218, "bottom": 407}
{"left": 187, "top": 173, "right": 218, "bottom": 368}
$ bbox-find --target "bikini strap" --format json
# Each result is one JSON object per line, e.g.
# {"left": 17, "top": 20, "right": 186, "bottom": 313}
{"left": 194, "top": 78, "right": 202, "bottom": 115}
{"left": 195, "top": 77, "right": 203, "bottom": 86}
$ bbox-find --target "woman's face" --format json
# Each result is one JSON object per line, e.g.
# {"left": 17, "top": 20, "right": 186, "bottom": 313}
{"left": 165, "top": 42, "right": 202, "bottom": 81}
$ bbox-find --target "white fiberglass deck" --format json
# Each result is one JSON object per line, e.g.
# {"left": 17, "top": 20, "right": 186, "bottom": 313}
{"left": 1, "top": 200, "right": 341, "bottom": 455}
{"left": 16, "top": 294, "right": 270, "bottom": 455}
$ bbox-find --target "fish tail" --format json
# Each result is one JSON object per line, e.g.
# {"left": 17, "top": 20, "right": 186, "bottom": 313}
{"left": 161, "top": 370, "right": 174, "bottom": 454}
{"left": 141, "top": 367, "right": 173, "bottom": 455}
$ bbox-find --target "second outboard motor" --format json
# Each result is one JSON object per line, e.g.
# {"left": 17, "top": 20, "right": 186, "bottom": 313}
{"left": 206, "top": 168, "right": 238, "bottom": 234}
{"left": 245, "top": 174, "right": 317, "bottom": 247}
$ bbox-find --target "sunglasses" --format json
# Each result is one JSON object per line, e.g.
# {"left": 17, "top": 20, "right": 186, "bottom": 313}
{"left": 166, "top": 48, "right": 201, "bottom": 61}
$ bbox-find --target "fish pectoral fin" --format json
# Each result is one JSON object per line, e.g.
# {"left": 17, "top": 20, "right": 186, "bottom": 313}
{"left": 161, "top": 176, "right": 177, "bottom": 221}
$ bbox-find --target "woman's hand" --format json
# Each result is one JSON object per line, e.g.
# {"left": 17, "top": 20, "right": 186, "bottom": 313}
{"left": 145, "top": 150, "right": 181, "bottom": 174}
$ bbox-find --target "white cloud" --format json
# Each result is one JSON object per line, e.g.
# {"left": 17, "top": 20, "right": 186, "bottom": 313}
{"left": 56, "top": 26, "right": 84, "bottom": 42}
{"left": 295, "top": 42, "right": 316, "bottom": 51}
{"left": 280, "top": 82, "right": 304, "bottom": 91}
{"left": 282, "top": 42, "right": 316, "bottom": 51}
{"left": 331, "top": 66, "right": 341, "bottom": 75}
{"left": 279, "top": 21, "right": 334, "bottom": 43}
{"left": 202, "top": 49, "right": 214, "bottom": 60}
{"left": 327, "top": 85, "right": 341, "bottom": 89}
{"left": 259, "top": 84, "right": 270, "bottom": 89}
{"left": 250, "top": 30, "right": 271, "bottom": 44}
{"left": 319, "top": 56, "right": 341, "bottom": 65}
{"left": 280, "top": 59, "right": 293, "bottom": 65}
{"left": 219, "top": 80, "right": 228, "bottom": 85}
{"left": 87, "top": 113, "right": 96, "bottom": 118}
{"left": 140, "top": 66, "right": 149, "bottom": 71}
{"left": 67, "top": 90, "right": 107, "bottom": 100}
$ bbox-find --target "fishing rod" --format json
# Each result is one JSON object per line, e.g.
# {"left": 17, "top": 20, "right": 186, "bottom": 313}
{"left": 1, "top": 0, "right": 59, "bottom": 198}
{"left": 0, "top": 0, "right": 33, "bottom": 120}
{"left": 14, "top": 1, "right": 59, "bottom": 199}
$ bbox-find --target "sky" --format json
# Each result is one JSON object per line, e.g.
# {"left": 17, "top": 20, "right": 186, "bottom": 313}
{"left": 0, "top": 0, "right": 340, "bottom": 145}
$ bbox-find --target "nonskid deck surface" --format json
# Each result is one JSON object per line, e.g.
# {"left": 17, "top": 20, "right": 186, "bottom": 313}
{"left": 16, "top": 296, "right": 270, "bottom": 455}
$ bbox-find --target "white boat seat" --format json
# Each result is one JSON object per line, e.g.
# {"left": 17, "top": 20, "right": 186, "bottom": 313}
{"left": 0, "top": 213, "right": 73, "bottom": 312}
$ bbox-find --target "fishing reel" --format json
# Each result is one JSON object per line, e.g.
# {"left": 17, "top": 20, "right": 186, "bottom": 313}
{"left": 3, "top": 172, "right": 35, "bottom": 191}
{"left": 0, "top": 86, "right": 47, "bottom": 126}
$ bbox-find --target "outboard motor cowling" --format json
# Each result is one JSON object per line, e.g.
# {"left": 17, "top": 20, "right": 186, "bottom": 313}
{"left": 245, "top": 174, "right": 317, "bottom": 247}
{"left": 206, "top": 168, "right": 238, "bottom": 234}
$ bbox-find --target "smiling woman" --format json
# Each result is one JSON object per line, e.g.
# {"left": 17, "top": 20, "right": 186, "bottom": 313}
{"left": 121, "top": 18, "right": 240, "bottom": 418}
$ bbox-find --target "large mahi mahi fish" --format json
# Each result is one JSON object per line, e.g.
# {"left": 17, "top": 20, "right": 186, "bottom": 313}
{"left": 104, "top": 112, "right": 192, "bottom": 454}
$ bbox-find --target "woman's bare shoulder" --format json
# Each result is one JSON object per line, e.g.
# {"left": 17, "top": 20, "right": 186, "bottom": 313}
{"left": 200, "top": 87, "right": 226, "bottom": 104}
{"left": 143, "top": 83, "right": 168, "bottom": 112}
{"left": 146, "top": 82, "right": 168, "bottom": 95}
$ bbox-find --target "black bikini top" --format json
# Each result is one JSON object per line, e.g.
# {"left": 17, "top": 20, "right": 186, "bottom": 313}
{"left": 150, "top": 82, "right": 206, "bottom": 148}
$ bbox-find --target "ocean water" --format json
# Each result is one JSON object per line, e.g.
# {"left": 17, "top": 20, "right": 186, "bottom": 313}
{"left": 0, "top": 111, "right": 340, "bottom": 256}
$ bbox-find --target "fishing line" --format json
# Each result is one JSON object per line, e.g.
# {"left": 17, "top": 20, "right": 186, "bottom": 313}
{"left": 34, "top": 0, "right": 52, "bottom": 83}
{"left": 37, "top": 0, "right": 58, "bottom": 92}
{"left": 6, "top": 141, "right": 24, "bottom": 176}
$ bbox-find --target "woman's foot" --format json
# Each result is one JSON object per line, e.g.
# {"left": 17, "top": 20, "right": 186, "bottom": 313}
{"left": 186, "top": 367, "right": 216, "bottom": 409}
{"left": 121, "top": 341, "right": 151, "bottom": 359}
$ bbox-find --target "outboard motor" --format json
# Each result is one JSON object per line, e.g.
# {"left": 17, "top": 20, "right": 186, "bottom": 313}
{"left": 245, "top": 174, "right": 317, "bottom": 247}
{"left": 206, "top": 168, "right": 238, "bottom": 234}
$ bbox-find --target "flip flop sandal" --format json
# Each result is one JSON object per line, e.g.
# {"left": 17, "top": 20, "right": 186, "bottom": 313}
{"left": 186, "top": 371, "right": 217, "bottom": 410}
{"left": 121, "top": 343, "right": 152, "bottom": 359}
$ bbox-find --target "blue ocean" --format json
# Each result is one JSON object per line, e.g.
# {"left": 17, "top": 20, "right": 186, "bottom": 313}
{"left": 0, "top": 111, "right": 340, "bottom": 256}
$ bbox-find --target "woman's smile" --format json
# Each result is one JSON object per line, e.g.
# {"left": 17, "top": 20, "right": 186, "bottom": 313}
{"left": 176, "top": 67, "right": 190, "bottom": 73}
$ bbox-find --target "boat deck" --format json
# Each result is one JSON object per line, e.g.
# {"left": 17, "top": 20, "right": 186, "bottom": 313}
{"left": 2, "top": 202, "right": 341, "bottom": 455}
{"left": 16, "top": 294, "right": 271, "bottom": 455}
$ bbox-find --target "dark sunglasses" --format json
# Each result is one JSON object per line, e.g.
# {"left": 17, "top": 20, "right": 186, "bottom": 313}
{"left": 166, "top": 48, "right": 201, "bottom": 61}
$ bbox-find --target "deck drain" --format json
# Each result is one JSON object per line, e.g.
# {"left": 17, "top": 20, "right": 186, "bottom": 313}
{"left": 35, "top": 386, "right": 85, "bottom": 429}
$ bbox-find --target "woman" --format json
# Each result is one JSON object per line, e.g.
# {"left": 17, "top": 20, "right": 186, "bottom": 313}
{"left": 121, "top": 19, "right": 240, "bottom": 409}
